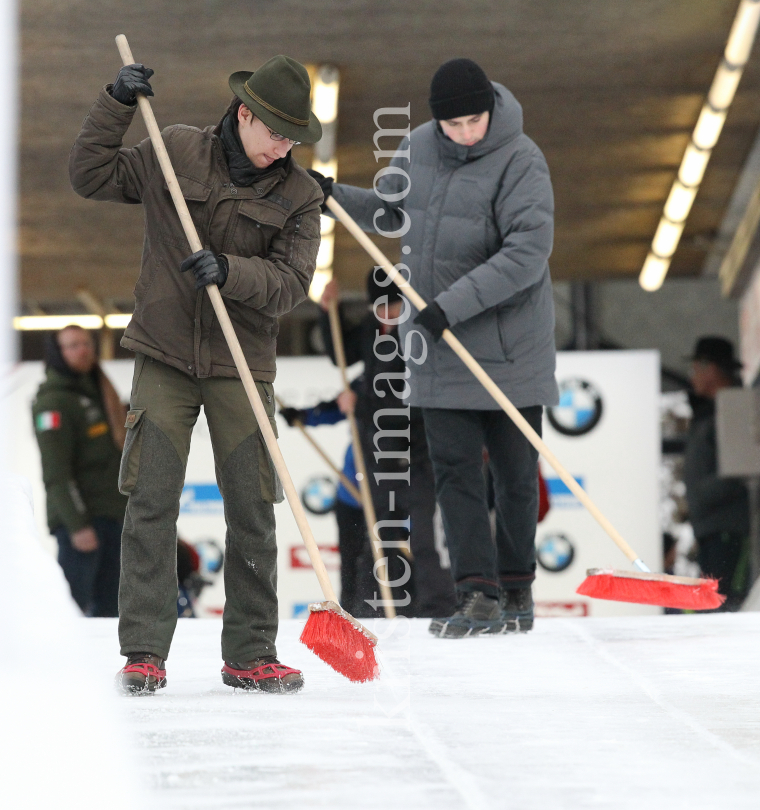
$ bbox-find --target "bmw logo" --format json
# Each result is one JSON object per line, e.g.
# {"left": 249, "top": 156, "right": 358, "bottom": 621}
{"left": 537, "top": 532, "right": 575, "bottom": 573}
{"left": 547, "top": 378, "right": 603, "bottom": 436}
{"left": 301, "top": 475, "right": 337, "bottom": 515}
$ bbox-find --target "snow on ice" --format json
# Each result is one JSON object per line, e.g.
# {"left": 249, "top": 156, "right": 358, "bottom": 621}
{"left": 76, "top": 612, "right": 760, "bottom": 809}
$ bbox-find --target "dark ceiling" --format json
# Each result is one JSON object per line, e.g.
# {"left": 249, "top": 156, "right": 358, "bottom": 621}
{"left": 19, "top": 0, "right": 760, "bottom": 310}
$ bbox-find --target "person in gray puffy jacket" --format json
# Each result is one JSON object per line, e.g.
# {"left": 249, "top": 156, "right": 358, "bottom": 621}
{"left": 310, "top": 58, "right": 558, "bottom": 637}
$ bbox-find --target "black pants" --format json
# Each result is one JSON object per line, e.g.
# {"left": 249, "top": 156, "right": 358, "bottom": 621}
{"left": 55, "top": 516, "right": 122, "bottom": 617}
{"left": 356, "top": 411, "right": 456, "bottom": 617}
{"left": 334, "top": 499, "right": 367, "bottom": 615}
{"left": 697, "top": 531, "right": 749, "bottom": 611}
{"left": 422, "top": 406, "right": 542, "bottom": 599}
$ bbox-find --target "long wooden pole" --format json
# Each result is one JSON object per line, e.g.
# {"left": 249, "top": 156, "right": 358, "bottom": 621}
{"left": 328, "top": 299, "right": 397, "bottom": 617}
{"left": 326, "top": 195, "right": 650, "bottom": 572}
{"left": 115, "top": 35, "right": 342, "bottom": 602}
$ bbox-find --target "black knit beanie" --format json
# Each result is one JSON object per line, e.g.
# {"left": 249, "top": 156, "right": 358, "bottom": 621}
{"left": 429, "top": 58, "right": 495, "bottom": 121}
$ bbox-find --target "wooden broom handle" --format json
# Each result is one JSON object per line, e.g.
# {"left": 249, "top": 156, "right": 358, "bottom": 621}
{"left": 328, "top": 299, "right": 397, "bottom": 617}
{"left": 326, "top": 195, "right": 647, "bottom": 571}
{"left": 116, "top": 35, "right": 339, "bottom": 602}
{"left": 273, "top": 394, "right": 362, "bottom": 504}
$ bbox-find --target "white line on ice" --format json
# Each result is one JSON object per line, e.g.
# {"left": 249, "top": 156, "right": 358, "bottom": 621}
{"left": 377, "top": 644, "right": 490, "bottom": 809}
{"left": 566, "top": 619, "right": 760, "bottom": 770}
{"left": 409, "top": 717, "right": 491, "bottom": 810}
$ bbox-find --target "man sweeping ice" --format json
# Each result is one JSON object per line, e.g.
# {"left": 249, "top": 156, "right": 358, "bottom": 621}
{"left": 310, "top": 58, "right": 558, "bottom": 637}
{"left": 70, "top": 55, "right": 323, "bottom": 691}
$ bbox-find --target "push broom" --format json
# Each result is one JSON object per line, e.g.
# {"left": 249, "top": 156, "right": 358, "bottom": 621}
{"left": 325, "top": 195, "right": 724, "bottom": 611}
{"left": 115, "top": 35, "right": 379, "bottom": 681}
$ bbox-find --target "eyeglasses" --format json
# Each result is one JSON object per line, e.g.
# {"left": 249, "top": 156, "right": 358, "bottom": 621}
{"left": 264, "top": 124, "right": 300, "bottom": 147}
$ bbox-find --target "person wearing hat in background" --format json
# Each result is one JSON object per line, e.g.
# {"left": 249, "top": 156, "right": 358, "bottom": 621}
{"left": 32, "top": 325, "right": 128, "bottom": 618}
{"left": 309, "top": 59, "right": 557, "bottom": 637}
{"left": 684, "top": 336, "right": 750, "bottom": 611}
{"left": 69, "top": 56, "right": 323, "bottom": 693}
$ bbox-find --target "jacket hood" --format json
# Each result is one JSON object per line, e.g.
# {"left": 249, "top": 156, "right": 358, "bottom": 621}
{"left": 39, "top": 365, "right": 98, "bottom": 395}
{"left": 435, "top": 82, "right": 523, "bottom": 164}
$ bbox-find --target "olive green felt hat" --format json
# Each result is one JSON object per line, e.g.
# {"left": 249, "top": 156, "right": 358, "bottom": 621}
{"left": 229, "top": 55, "right": 322, "bottom": 144}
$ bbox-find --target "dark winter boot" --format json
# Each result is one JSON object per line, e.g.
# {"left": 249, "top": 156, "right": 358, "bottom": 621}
{"left": 498, "top": 586, "right": 534, "bottom": 633}
{"left": 428, "top": 590, "right": 501, "bottom": 638}
{"left": 116, "top": 653, "right": 167, "bottom": 695}
{"left": 221, "top": 657, "right": 304, "bottom": 693}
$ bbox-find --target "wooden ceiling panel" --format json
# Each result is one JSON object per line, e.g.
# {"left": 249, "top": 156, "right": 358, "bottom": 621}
{"left": 18, "top": 0, "right": 760, "bottom": 305}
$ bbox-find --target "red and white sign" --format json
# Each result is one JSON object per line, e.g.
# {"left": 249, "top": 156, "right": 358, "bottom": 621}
{"left": 290, "top": 545, "right": 340, "bottom": 571}
{"left": 535, "top": 601, "right": 589, "bottom": 618}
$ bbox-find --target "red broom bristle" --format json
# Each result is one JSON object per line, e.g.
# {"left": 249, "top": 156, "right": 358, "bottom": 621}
{"left": 577, "top": 572, "right": 726, "bottom": 610}
{"left": 299, "top": 608, "right": 379, "bottom": 683}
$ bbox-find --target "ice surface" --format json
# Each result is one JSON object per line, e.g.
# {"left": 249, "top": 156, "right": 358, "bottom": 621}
{"left": 78, "top": 613, "right": 760, "bottom": 810}
{"left": 0, "top": 474, "right": 141, "bottom": 808}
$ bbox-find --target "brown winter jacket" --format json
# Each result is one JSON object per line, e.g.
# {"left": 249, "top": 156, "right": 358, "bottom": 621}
{"left": 69, "top": 88, "right": 322, "bottom": 382}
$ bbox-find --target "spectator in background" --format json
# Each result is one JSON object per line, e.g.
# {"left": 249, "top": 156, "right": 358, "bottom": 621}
{"left": 319, "top": 270, "right": 457, "bottom": 619}
{"left": 684, "top": 336, "right": 749, "bottom": 611}
{"left": 32, "top": 325, "right": 127, "bottom": 616}
{"left": 280, "top": 390, "right": 369, "bottom": 615}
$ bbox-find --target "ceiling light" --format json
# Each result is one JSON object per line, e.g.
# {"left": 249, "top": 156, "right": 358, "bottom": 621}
{"left": 312, "top": 67, "right": 339, "bottom": 124}
{"left": 639, "top": 254, "right": 671, "bottom": 292}
{"left": 640, "top": 0, "right": 760, "bottom": 291}
{"left": 709, "top": 62, "right": 743, "bottom": 109}
{"left": 663, "top": 182, "right": 698, "bottom": 223}
{"left": 13, "top": 315, "right": 104, "bottom": 330}
{"left": 678, "top": 144, "right": 711, "bottom": 187}
{"left": 316, "top": 233, "right": 334, "bottom": 270}
{"left": 652, "top": 218, "right": 685, "bottom": 258}
{"left": 311, "top": 158, "right": 337, "bottom": 181}
{"left": 308, "top": 268, "right": 332, "bottom": 303}
{"left": 725, "top": 0, "right": 760, "bottom": 65}
{"left": 104, "top": 313, "right": 132, "bottom": 329}
{"left": 692, "top": 105, "right": 727, "bottom": 150}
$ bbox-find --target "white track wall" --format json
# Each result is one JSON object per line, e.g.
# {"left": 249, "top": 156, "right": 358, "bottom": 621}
{"left": 8, "top": 350, "right": 660, "bottom": 619}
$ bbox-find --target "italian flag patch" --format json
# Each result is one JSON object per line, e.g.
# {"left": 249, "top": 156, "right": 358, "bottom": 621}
{"left": 36, "top": 411, "right": 62, "bottom": 431}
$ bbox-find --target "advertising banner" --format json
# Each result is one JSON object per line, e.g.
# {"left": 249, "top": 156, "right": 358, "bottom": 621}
{"left": 535, "top": 350, "right": 661, "bottom": 616}
{"left": 8, "top": 350, "right": 660, "bottom": 619}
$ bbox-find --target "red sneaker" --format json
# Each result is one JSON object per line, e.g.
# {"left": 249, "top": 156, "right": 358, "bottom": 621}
{"left": 222, "top": 657, "right": 304, "bottom": 693}
{"left": 116, "top": 653, "right": 167, "bottom": 695}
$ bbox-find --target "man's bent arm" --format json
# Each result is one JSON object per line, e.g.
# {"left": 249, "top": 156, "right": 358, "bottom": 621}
{"left": 220, "top": 196, "right": 322, "bottom": 318}
{"left": 69, "top": 86, "right": 157, "bottom": 204}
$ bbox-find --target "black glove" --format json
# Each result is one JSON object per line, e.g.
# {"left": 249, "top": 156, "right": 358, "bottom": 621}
{"left": 179, "top": 250, "right": 229, "bottom": 290}
{"left": 306, "top": 169, "right": 334, "bottom": 212}
{"left": 279, "top": 406, "right": 307, "bottom": 427}
{"left": 111, "top": 64, "right": 155, "bottom": 105}
{"left": 413, "top": 301, "right": 449, "bottom": 342}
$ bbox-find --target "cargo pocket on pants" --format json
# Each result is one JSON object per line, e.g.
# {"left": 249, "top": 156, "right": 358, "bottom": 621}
{"left": 119, "top": 408, "right": 147, "bottom": 495}
{"left": 257, "top": 416, "right": 284, "bottom": 504}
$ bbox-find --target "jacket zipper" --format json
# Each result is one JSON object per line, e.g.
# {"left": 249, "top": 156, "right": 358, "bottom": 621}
{"left": 289, "top": 215, "right": 302, "bottom": 264}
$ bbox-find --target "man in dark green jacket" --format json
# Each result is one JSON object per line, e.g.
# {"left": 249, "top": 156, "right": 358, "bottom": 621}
{"left": 69, "top": 55, "right": 323, "bottom": 694}
{"left": 33, "top": 325, "right": 127, "bottom": 617}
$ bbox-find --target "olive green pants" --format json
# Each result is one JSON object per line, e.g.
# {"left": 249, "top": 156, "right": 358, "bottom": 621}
{"left": 118, "top": 354, "right": 283, "bottom": 662}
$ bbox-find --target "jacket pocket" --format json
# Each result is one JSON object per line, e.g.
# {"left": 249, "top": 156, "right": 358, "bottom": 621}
{"left": 158, "top": 175, "right": 213, "bottom": 247}
{"left": 452, "top": 309, "right": 507, "bottom": 363}
{"left": 236, "top": 200, "right": 288, "bottom": 258}
{"left": 118, "top": 408, "right": 147, "bottom": 495}
{"left": 257, "top": 412, "right": 284, "bottom": 504}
